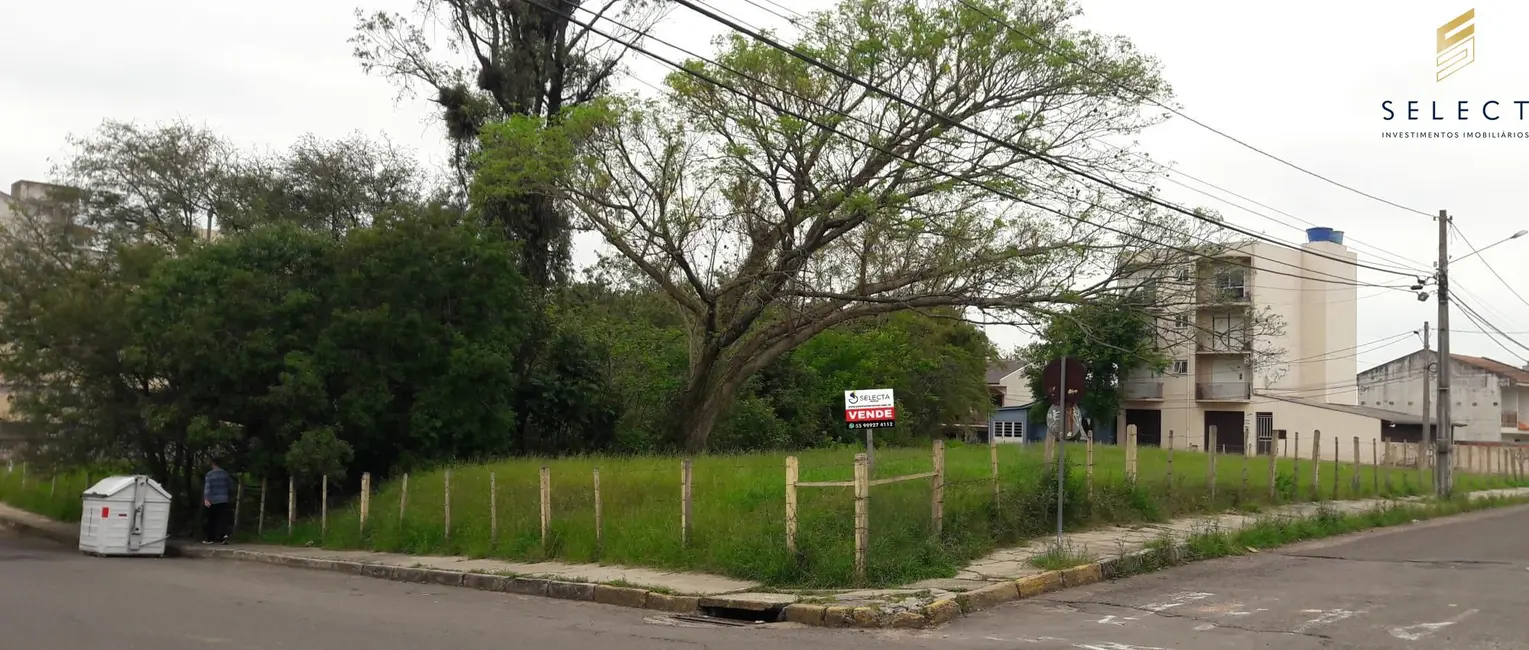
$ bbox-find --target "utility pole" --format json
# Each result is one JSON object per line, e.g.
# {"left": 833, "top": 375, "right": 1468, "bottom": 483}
{"left": 1420, "top": 321, "right": 1432, "bottom": 483}
{"left": 1436, "top": 210, "right": 1454, "bottom": 496}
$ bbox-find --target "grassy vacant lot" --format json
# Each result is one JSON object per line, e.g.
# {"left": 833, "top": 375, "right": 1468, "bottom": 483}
{"left": 259, "top": 442, "right": 1525, "bottom": 587}
{"left": 3, "top": 443, "right": 1523, "bottom": 587}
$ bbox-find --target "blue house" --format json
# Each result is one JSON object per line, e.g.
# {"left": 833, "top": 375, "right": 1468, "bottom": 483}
{"left": 986, "top": 401, "right": 1118, "bottom": 445}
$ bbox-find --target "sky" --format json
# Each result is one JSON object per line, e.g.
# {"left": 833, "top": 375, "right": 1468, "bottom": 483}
{"left": 1, "top": 0, "right": 1526, "bottom": 374}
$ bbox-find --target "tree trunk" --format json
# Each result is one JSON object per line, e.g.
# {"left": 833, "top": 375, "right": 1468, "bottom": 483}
{"left": 675, "top": 362, "right": 744, "bottom": 454}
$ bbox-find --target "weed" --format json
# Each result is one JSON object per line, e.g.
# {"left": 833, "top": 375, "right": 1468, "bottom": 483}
{"left": 1028, "top": 539, "right": 1097, "bottom": 571}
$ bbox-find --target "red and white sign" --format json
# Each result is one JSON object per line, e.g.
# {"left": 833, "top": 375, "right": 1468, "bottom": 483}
{"left": 844, "top": 389, "right": 896, "bottom": 429}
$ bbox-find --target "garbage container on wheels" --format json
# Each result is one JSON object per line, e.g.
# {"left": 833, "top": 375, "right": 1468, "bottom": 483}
{"left": 79, "top": 475, "right": 172, "bottom": 557}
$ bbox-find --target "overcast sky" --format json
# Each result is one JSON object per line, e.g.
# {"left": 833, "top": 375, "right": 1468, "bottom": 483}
{"left": 2, "top": 0, "right": 1525, "bottom": 373}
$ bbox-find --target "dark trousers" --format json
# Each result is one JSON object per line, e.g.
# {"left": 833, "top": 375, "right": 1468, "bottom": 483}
{"left": 203, "top": 502, "right": 230, "bottom": 542}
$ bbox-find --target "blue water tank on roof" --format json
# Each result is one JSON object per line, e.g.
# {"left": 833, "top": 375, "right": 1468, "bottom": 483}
{"left": 1305, "top": 227, "right": 1345, "bottom": 245}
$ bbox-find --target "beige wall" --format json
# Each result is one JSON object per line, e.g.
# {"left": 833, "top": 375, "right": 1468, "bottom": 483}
{"left": 1245, "top": 240, "right": 1358, "bottom": 404}
{"left": 1360, "top": 353, "right": 1505, "bottom": 442}
{"left": 995, "top": 370, "right": 1033, "bottom": 407}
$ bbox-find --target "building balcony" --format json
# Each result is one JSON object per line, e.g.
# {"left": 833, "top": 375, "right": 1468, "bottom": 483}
{"left": 1197, "top": 285, "right": 1253, "bottom": 305}
{"left": 1121, "top": 381, "right": 1164, "bottom": 400}
{"left": 1504, "top": 411, "right": 1520, "bottom": 428}
{"left": 1196, "top": 381, "right": 1252, "bottom": 401}
{"left": 1196, "top": 333, "right": 1252, "bottom": 354}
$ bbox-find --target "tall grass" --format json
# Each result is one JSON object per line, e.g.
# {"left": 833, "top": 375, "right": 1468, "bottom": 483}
{"left": 3, "top": 444, "right": 1523, "bottom": 587}
{"left": 228, "top": 442, "right": 1527, "bottom": 588}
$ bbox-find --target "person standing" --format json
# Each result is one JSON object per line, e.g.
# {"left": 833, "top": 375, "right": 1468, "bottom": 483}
{"left": 202, "top": 458, "right": 233, "bottom": 544}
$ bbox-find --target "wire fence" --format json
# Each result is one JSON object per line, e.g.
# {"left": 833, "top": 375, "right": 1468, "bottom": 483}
{"left": 3, "top": 428, "right": 1528, "bottom": 587}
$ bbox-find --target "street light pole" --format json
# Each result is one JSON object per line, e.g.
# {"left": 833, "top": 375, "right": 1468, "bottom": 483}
{"left": 1436, "top": 210, "right": 1454, "bottom": 497}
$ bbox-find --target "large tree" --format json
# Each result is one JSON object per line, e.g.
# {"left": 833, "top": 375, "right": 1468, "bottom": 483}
{"left": 479, "top": 0, "right": 1223, "bottom": 451}
{"left": 351, "top": 0, "right": 667, "bottom": 287}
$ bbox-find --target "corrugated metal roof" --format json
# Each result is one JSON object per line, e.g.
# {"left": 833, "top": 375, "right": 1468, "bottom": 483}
{"left": 1452, "top": 355, "right": 1529, "bottom": 384}
{"left": 1262, "top": 394, "right": 1466, "bottom": 427}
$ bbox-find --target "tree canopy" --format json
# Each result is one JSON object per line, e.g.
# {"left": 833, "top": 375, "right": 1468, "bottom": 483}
{"left": 479, "top": 0, "right": 1220, "bottom": 450}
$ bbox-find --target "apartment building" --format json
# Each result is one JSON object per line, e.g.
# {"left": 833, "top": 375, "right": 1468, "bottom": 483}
{"left": 1114, "top": 228, "right": 1427, "bottom": 461}
{"left": 1358, "top": 352, "right": 1529, "bottom": 443}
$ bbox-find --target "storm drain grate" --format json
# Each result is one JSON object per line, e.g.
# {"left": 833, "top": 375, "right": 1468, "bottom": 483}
{"left": 670, "top": 613, "right": 757, "bottom": 627}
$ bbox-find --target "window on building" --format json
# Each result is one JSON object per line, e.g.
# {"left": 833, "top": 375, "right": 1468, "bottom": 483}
{"left": 1176, "top": 266, "right": 1190, "bottom": 281}
{"left": 1214, "top": 267, "right": 1247, "bottom": 300}
{"left": 1171, "top": 359, "right": 1189, "bottom": 375}
{"left": 1174, "top": 314, "right": 1188, "bottom": 330}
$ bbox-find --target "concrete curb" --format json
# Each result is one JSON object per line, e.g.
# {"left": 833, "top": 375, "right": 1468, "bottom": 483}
{"left": 0, "top": 511, "right": 76, "bottom": 545}
{"left": 169, "top": 544, "right": 706, "bottom": 616}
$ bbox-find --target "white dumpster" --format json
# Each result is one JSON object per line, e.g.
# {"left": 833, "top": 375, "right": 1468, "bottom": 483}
{"left": 79, "top": 475, "right": 172, "bottom": 557}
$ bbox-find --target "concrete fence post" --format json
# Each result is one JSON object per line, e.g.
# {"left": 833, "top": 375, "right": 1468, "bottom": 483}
{"left": 1293, "top": 432, "right": 1301, "bottom": 495}
{"left": 1352, "top": 437, "right": 1362, "bottom": 496}
{"left": 287, "top": 476, "right": 295, "bottom": 537}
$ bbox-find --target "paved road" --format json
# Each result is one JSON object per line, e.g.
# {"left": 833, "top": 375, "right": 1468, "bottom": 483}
{"left": 5, "top": 505, "right": 1529, "bottom": 649}
{"left": 930, "top": 503, "right": 1529, "bottom": 649}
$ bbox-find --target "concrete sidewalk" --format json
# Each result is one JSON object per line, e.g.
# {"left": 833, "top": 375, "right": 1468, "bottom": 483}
{"left": 7, "top": 488, "right": 1529, "bottom": 629}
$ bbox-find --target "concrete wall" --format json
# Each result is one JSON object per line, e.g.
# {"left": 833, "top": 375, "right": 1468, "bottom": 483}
{"left": 1359, "top": 352, "right": 1503, "bottom": 442}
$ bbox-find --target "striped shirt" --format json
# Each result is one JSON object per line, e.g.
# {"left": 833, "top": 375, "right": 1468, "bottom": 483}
{"left": 204, "top": 468, "right": 232, "bottom": 504}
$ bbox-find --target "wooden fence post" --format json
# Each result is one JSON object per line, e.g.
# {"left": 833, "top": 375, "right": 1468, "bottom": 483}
{"left": 1209, "top": 442, "right": 1219, "bottom": 502}
{"left": 233, "top": 479, "right": 244, "bottom": 535}
{"left": 931, "top": 440, "right": 946, "bottom": 536}
{"left": 1312, "top": 430, "right": 1322, "bottom": 500}
{"left": 1239, "top": 425, "right": 1250, "bottom": 495}
{"left": 1125, "top": 424, "right": 1138, "bottom": 481}
{"left": 681, "top": 459, "right": 694, "bottom": 547}
{"left": 321, "top": 474, "right": 329, "bottom": 539}
{"left": 1331, "top": 436, "right": 1341, "bottom": 500}
{"left": 287, "top": 476, "right": 295, "bottom": 537}
{"left": 399, "top": 473, "right": 409, "bottom": 524}
{"left": 1206, "top": 425, "right": 1218, "bottom": 498}
{"left": 50, "top": 475, "right": 56, "bottom": 497}
{"left": 1372, "top": 439, "right": 1380, "bottom": 494}
{"left": 593, "top": 468, "right": 603, "bottom": 553}
{"left": 1085, "top": 432, "right": 1094, "bottom": 497}
{"left": 785, "top": 457, "right": 799, "bottom": 555}
{"left": 258, "top": 477, "right": 267, "bottom": 536}
{"left": 1292, "top": 432, "right": 1301, "bottom": 496}
{"left": 539, "top": 466, "right": 551, "bottom": 550}
{"left": 853, "top": 453, "right": 870, "bottom": 584}
{"left": 443, "top": 469, "right": 452, "bottom": 540}
{"left": 1351, "top": 437, "right": 1362, "bottom": 495}
{"left": 1045, "top": 425, "right": 1055, "bottom": 464}
{"left": 360, "top": 472, "right": 371, "bottom": 535}
{"left": 989, "top": 442, "right": 1000, "bottom": 504}
{"left": 489, "top": 471, "right": 499, "bottom": 547}
{"left": 1267, "top": 437, "right": 1278, "bottom": 500}
{"left": 1166, "top": 430, "right": 1176, "bottom": 488}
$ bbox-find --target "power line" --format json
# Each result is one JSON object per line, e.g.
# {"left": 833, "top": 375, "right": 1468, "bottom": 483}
{"left": 668, "top": 0, "right": 1423, "bottom": 279}
{"left": 563, "top": 2, "right": 1408, "bottom": 293}
{"left": 1452, "top": 295, "right": 1529, "bottom": 363}
{"left": 944, "top": 0, "right": 1436, "bottom": 220}
{"left": 1450, "top": 222, "right": 1529, "bottom": 310}
{"left": 735, "top": 0, "right": 1434, "bottom": 276}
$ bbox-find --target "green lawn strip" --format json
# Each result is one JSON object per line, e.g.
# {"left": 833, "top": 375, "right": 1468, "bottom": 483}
{"left": 4, "top": 443, "right": 1527, "bottom": 589}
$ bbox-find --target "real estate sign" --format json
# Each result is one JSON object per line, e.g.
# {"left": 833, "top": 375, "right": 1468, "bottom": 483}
{"left": 844, "top": 388, "right": 895, "bottom": 429}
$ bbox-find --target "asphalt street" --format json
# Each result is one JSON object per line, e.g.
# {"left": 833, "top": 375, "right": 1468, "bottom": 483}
{"left": 5, "top": 504, "right": 1529, "bottom": 649}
